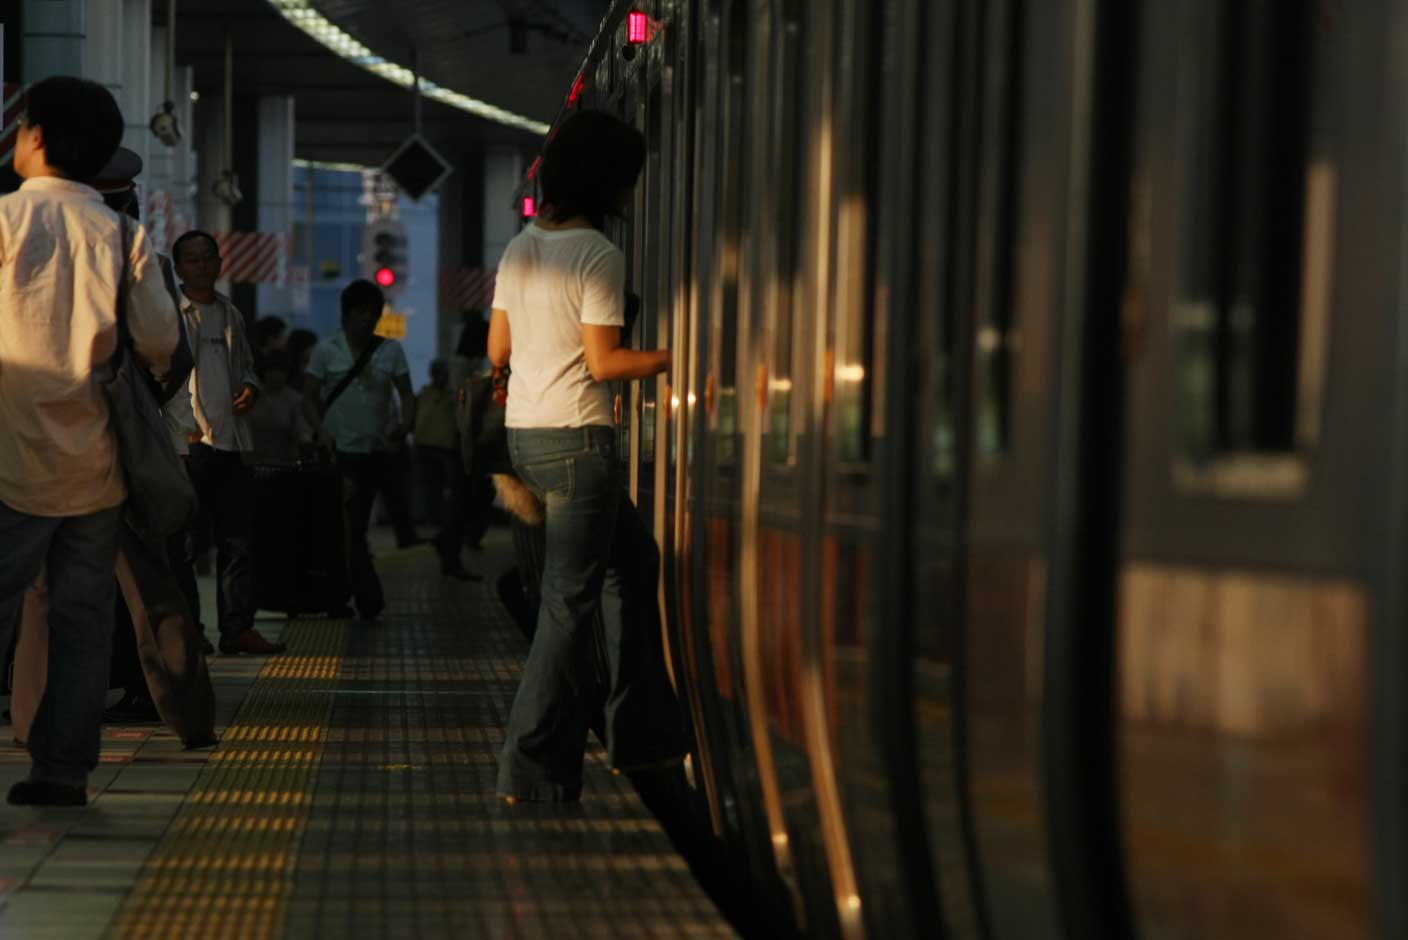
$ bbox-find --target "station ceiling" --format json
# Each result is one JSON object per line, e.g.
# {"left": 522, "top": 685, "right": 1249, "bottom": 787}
{"left": 163, "top": 0, "right": 608, "bottom": 167}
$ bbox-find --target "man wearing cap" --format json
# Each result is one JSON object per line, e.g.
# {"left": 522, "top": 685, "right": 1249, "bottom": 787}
{"left": 0, "top": 77, "right": 179, "bottom": 806}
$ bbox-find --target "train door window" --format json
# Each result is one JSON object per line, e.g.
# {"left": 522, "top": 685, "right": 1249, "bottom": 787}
{"left": 710, "top": 0, "right": 749, "bottom": 469}
{"left": 1170, "top": 0, "right": 1328, "bottom": 493}
{"left": 972, "top": 0, "right": 1026, "bottom": 460}
{"left": 762, "top": 0, "right": 804, "bottom": 467}
{"left": 641, "top": 82, "right": 665, "bottom": 465}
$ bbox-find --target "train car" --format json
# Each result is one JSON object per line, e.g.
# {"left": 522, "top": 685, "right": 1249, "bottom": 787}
{"left": 511, "top": 1, "right": 1408, "bottom": 937}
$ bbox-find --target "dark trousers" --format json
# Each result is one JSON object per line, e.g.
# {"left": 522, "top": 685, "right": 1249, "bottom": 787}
{"left": 338, "top": 451, "right": 389, "bottom": 618}
{"left": 379, "top": 445, "right": 419, "bottom": 547}
{"left": 0, "top": 501, "right": 121, "bottom": 787}
{"left": 179, "top": 445, "right": 255, "bottom": 639}
{"left": 418, "top": 445, "right": 465, "bottom": 561}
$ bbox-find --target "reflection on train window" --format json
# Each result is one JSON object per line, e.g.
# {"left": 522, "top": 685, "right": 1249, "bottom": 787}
{"left": 710, "top": 0, "right": 748, "bottom": 468}
{"left": 764, "top": 2, "right": 804, "bottom": 467}
{"left": 1176, "top": 1, "right": 1323, "bottom": 462}
{"left": 641, "top": 80, "right": 666, "bottom": 465}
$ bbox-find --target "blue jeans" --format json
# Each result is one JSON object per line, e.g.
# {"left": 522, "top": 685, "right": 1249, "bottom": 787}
{"left": 0, "top": 501, "right": 121, "bottom": 787}
{"left": 499, "top": 426, "right": 623, "bottom": 800}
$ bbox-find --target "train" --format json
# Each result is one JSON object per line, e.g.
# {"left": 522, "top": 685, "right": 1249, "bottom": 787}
{"left": 512, "top": 1, "right": 1408, "bottom": 937}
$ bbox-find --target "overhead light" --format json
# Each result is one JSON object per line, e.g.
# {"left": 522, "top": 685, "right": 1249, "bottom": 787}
{"left": 264, "top": 0, "right": 549, "bottom": 136}
{"left": 189, "top": 90, "right": 200, "bottom": 102}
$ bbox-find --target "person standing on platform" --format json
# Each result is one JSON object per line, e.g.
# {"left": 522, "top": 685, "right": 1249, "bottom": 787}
{"left": 302, "top": 278, "right": 418, "bottom": 622}
{"left": 247, "top": 353, "right": 311, "bottom": 464}
{"left": 416, "top": 359, "right": 478, "bottom": 580}
{"left": 491, "top": 110, "right": 681, "bottom": 803}
{"left": 169, "top": 229, "right": 286, "bottom": 655}
{"left": 0, "top": 77, "right": 179, "bottom": 806}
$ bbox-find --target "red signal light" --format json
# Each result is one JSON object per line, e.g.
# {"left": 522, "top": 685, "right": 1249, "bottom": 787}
{"left": 627, "top": 10, "right": 648, "bottom": 44}
{"left": 375, "top": 267, "right": 396, "bottom": 288}
{"left": 522, "top": 196, "right": 537, "bottom": 218}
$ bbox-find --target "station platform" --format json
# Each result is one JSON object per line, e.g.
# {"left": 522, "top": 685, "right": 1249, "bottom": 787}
{"left": 0, "top": 529, "right": 736, "bottom": 940}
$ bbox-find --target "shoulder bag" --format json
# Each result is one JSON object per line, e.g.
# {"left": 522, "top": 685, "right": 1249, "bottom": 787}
{"left": 320, "top": 336, "right": 384, "bottom": 418}
{"left": 100, "top": 218, "right": 198, "bottom": 546}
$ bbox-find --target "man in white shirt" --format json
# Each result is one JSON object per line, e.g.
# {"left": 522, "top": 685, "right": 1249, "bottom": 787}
{"left": 302, "top": 278, "right": 417, "bottom": 621}
{"left": 0, "top": 77, "right": 179, "bottom": 806}
{"left": 169, "top": 229, "right": 284, "bottom": 655}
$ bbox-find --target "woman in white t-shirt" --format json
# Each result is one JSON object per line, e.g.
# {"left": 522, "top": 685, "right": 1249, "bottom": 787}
{"left": 489, "top": 111, "right": 676, "bottom": 803}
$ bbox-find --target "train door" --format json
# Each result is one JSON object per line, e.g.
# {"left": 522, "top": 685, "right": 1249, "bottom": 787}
{"left": 734, "top": 0, "right": 848, "bottom": 936}
{"left": 1115, "top": 2, "right": 1404, "bottom": 936}
{"left": 687, "top": 0, "right": 811, "bottom": 928}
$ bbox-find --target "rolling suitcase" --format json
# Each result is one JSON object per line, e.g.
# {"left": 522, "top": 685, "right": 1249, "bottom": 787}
{"left": 252, "top": 461, "right": 350, "bottom": 616}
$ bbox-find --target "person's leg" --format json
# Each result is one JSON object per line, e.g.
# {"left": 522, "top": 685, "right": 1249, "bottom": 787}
{"left": 463, "top": 472, "right": 497, "bottom": 549}
{"left": 417, "top": 447, "right": 445, "bottom": 521}
{"left": 498, "top": 428, "right": 621, "bottom": 801}
{"left": 432, "top": 448, "right": 470, "bottom": 575}
{"left": 340, "top": 453, "right": 386, "bottom": 619}
{"left": 208, "top": 452, "right": 256, "bottom": 643}
{"left": 598, "top": 496, "right": 688, "bottom": 769}
{"left": 380, "top": 446, "right": 420, "bottom": 547}
{"left": 25, "top": 505, "right": 121, "bottom": 792}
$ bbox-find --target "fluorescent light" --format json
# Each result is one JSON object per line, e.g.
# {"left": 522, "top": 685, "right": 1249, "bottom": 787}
{"left": 294, "top": 158, "right": 369, "bottom": 173}
{"left": 264, "top": 0, "right": 550, "bottom": 136}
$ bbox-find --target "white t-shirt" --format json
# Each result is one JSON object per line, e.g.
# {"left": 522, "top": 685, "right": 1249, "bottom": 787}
{"left": 194, "top": 300, "right": 238, "bottom": 451}
{"left": 491, "top": 224, "right": 625, "bottom": 429}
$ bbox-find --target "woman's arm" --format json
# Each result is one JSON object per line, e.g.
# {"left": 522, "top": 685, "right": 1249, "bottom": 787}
{"left": 489, "top": 308, "right": 512, "bottom": 368}
{"left": 582, "top": 323, "right": 669, "bottom": 382}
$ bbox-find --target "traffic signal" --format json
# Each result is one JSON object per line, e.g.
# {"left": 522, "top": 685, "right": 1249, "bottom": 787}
{"left": 361, "top": 218, "right": 408, "bottom": 299}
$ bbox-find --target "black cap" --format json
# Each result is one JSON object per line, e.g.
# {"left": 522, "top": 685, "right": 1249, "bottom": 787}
{"left": 92, "top": 146, "right": 143, "bottom": 194}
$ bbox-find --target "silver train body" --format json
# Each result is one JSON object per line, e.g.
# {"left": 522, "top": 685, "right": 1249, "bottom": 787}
{"left": 519, "top": 1, "right": 1408, "bottom": 937}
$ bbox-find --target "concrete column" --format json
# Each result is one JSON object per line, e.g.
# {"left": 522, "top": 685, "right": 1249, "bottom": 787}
{"left": 84, "top": 0, "right": 122, "bottom": 100}
{"left": 481, "top": 146, "right": 522, "bottom": 270}
{"left": 193, "top": 93, "right": 230, "bottom": 291}
{"left": 255, "top": 95, "right": 294, "bottom": 316}
{"left": 434, "top": 160, "right": 465, "bottom": 357}
{"left": 118, "top": 0, "right": 150, "bottom": 169}
{"left": 21, "top": 0, "right": 86, "bottom": 82}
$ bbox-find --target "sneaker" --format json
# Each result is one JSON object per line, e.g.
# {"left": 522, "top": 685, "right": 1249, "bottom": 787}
{"left": 218, "top": 628, "right": 287, "bottom": 655}
{"left": 103, "top": 691, "right": 161, "bottom": 724}
{"left": 7, "top": 780, "right": 86, "bottom": 807}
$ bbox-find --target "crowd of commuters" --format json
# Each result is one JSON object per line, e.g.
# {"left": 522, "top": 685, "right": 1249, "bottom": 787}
{"left": 0, "top": 74, "right": 678, "bottom": 810}
{"left": 0, "top": 75, "right": 507, "bottom": 807}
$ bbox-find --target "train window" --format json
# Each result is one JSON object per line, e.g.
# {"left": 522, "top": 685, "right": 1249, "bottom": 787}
{"left": 709, "top": 0, "right": 749, "bottom": 468}
{"left": 764, "top": 2, "right": 804, "bottom": 466}
{"left": 1173, "top": 0, "right": 1323, "bottom": 474}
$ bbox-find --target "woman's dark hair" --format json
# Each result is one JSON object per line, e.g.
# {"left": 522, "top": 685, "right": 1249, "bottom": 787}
{"left": 538, "top": 110, "right": 646, "bottom": 229}
{"left": 23, "top": 77, "right": 124, "bottom": 183}
{"left": 172, "top": 230, "right": 219, "bottom": 263}
{"left": 341, "top": 278, "right": 384, "bottom": 317}
{"left": 253, "top": 316, "right": 288, "bottom": 349}
{"left": 286, "top": 328, "right": 318, "bottom": 366}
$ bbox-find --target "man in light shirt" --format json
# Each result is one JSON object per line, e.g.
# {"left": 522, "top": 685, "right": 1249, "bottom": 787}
{"left": 0, "top": 77, "right": 179, "bottom": 806}
{"left": 168, "top": 229, "right": 285, "bottom": 655}
{"left": 302, "top": 278, "right": 418, "bottom": 622}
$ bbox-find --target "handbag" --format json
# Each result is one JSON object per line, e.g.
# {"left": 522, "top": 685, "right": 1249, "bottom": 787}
{"left": 100, "top": 218, "right": 198, "bottom": 546}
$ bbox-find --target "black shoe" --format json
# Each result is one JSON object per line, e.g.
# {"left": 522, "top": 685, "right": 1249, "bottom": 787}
{"left": 356, "top": 604, "right": 385, "bottom": 622}
{"left": 199, "top": 635, "right": 216, "bottom": 655}
{"left": 8, "top": 780, "right": 86, "bottom": 807}
{"left": 441, "top": 565, "right": 481, "bottom": 582}
{"left": 326, "top": 605, "right": 356, "bottom": 619}
{"left": 103, "top": 692, "right": 161, "bottom": 724}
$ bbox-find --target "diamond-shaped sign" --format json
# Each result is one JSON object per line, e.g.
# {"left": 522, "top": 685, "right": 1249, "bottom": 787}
{"left": 381, "top": 133, "right": 452, "bottom": 201}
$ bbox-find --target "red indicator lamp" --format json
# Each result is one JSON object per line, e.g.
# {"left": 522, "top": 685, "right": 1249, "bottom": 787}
{"left": 522, "top": 195, "right": 537, "bottom": 218}
{"left": 375, "top": 267, "right": 396, "bottom": 288}
{"left": 627, "top": 10, "right": 649, "bottom": 44}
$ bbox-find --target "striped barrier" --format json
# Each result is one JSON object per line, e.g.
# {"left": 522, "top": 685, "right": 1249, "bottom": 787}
{"left": 214, "top": 231, "right": 288, "bottom": 286}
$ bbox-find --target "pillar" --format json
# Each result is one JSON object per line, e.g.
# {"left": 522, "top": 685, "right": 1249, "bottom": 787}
{"left": 20, "top": 0, "right": 85, "bottom": 82}
{"left": 481, "top": 146, "right": 522, "bottom": 270}
{"left": 118, "top": 0, "right": 149, "bottom": 171}
{"left": 255, "top": 95, "right": 294, "bottom": 317}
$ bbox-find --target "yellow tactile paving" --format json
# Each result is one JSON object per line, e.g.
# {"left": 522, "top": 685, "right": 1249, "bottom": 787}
{"left": 104, "top": 622, "right": 346, "bottom": 940}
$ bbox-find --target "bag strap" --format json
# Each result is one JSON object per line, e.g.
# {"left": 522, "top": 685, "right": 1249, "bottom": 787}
{"left": 113, "top": 216, "right": 132, "bottom": 361}
{"left": 321, "top": 335, "right": 385, "bottom": 417}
